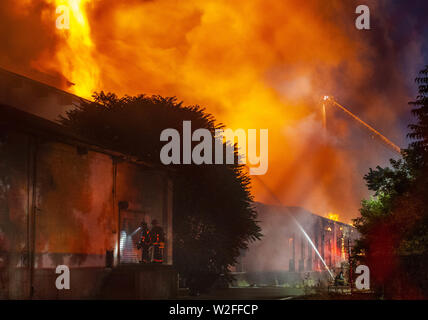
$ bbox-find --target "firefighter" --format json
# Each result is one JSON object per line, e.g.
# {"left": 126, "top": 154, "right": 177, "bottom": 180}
{"left": 334, "top": 270, "right": 345, "bottom": 286}
{"left": 150, "top": 219, "right": 165, "bottom": 263}
{"left": 136, "top": 222, "right": 151, "bottom": 263}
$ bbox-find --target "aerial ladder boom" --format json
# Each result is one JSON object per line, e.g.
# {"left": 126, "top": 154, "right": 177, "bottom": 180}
{"left": 322, "top": 96, "right": 401, "bottom": 155}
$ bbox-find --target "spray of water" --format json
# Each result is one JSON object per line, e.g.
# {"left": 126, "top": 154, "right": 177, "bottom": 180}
{"left": 130, "top": 226, "right": 141, "bottom": 236}
{"left": 120, "top": 227, "right": 141, "bottom": 253}
{"left": 295, "top": 220, "right": 334, "bottom": 279}
{"left": 252, "top": 174, "right": 335, "bottom": 280}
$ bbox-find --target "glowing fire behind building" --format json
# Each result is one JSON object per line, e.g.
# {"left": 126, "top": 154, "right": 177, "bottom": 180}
{"left": 0, "top": 0, "right": 414, "bottom": 223}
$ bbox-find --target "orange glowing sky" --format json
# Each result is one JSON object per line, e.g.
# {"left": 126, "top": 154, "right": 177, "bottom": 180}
{"left": 2, "top": 0, "right": 426, "bottom": 222}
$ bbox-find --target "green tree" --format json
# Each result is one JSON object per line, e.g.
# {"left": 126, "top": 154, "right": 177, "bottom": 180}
{"left": 60, "top": 92, "right": 261, "bottom": 293}
{"left": 353, "top": 66, "right": 428, "bottom": 298}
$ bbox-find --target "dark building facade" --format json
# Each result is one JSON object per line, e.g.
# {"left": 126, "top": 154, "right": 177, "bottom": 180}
{"left": 232, "top": 203, "right": 358, "bottom": 287}
{"left": 0, "top": 71, "right": 176, "bottom": 299}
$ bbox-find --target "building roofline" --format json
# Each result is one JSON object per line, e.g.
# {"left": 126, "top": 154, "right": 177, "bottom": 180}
{"left": 255, "top": 202, "right": 354, "bottom": 227}
{"left": 0, "top": 66, "right": 89, "bottom": 103}
{"left": 0, "top": 103, "right": 168, "bottom": 171}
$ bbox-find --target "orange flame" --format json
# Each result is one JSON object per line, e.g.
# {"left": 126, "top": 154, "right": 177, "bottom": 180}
{"left": 326, "top": 212, "right": 339, "bottom": 222}
{"left": 8, "top": 0, "right": 401, "bottom": 222}
{"left": 46, "top": 0, "right": 99, "bottom": 98}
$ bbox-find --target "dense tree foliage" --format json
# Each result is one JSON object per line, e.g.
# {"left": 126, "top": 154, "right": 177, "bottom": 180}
{"left": 353, "top": 66, "right": 428, "bottom": 298}
{"left": 60, "top": 92, "right": 261, "bottom": 292}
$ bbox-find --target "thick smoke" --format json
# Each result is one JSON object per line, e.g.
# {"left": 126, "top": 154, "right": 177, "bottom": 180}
{"left": 0, "top": 0, "right": 70, "bottom": 87}
{"left": 1, "top": 0, "right": 428, "bottom": 222}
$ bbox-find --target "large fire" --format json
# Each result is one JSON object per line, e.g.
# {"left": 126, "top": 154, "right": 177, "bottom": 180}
{"left": 0, "top": 0, "right": 412, "bottom": 221}
{"left": 326, "top": 212, "right": 339, "bottom": 222}
{"left": 46, "top": 0, "right": 99, "bottom": 97}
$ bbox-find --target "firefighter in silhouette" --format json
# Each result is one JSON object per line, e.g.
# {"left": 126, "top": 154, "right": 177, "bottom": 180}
{"left": 150, "top": 219, "right": 165, "bottom": 263}
{"left": 334, "top": 270, "right": 345, "bottom": 286}
{"left": 136, "top": 222, "right": 151, "bottom": 263}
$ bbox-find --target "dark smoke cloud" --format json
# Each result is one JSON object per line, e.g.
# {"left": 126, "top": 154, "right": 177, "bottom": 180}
{"left": 1, "top": 0, "right": 428, "bottom": 222}
{"left": 252, "top": 0, "right": 428, "bottom": 221}
{"left": 0, "top": 0, "right": 69, "bottom": 87}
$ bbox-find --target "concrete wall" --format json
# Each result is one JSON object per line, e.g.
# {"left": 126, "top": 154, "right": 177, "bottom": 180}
{"left": 35, "top": 142, "right": 116, "bottom": 269}
{"left": 31, "top": 265, "right": 177, "bottom": 299}
{"left": 0, "top": 130, "right": 31, "bottom": 299}
{"left": 99, "top": 265, "right": 177, "bottom": 300}
{"left": 0, "top": 126, "right": 176, "bottom": 299}
{"left": 0, "top": 68, "right": 80, "bottom": 122}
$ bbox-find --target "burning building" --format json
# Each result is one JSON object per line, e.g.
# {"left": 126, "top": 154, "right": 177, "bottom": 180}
{"left": 233, "top": 203, "right": 358, "bottom": 287}
{"left": 0, "top": 69, "right": 175, "bottom": 299}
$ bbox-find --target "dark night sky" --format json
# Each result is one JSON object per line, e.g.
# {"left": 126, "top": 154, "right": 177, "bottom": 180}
{"left": 366, "top": 0, "right": 428, "bottom": 144}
